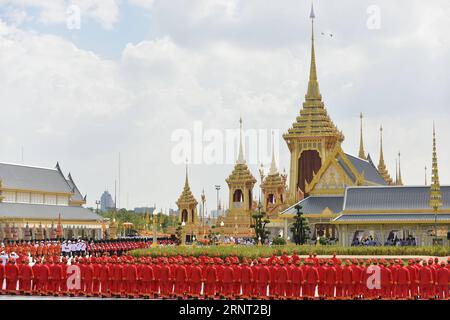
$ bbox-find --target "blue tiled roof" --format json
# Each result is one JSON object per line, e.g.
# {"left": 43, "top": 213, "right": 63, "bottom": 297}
{"left": 344, "top": 186, "right": 450, "bottom": 211}
{"left": 344, "top": 153, "right": 387, "bottom": 185}
{"left": 281, "top": 195, "right": 344, "bottom": 215}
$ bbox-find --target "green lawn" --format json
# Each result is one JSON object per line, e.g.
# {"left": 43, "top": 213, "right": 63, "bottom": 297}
{"left": 131, "top": 245, "right": 450, "bottom": 261}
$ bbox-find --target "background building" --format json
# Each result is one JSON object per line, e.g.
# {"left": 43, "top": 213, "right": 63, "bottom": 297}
{"left": 0, "top": 162, "right": 105, "bottom": 240}
{"left": 100, "top": 190, "right": 115, "bottom": 212}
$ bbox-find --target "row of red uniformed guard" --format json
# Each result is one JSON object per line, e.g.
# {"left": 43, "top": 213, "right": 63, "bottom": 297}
{"left": 1, "top": 254, "right": 450, "bottom": 299}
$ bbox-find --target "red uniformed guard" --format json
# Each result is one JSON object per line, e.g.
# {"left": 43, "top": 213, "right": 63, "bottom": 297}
{"left": 38, "top": 259, "right": 50, "bottom": 295}
{"left": 19, "top": 258, "right": 33, "bottom": 295}
{"left": 380, "top": 260, "right": 393, "bottom": 299}
{"left": 251, "top": 259, "right": 260, "bottom": 296}
{"left": 304, "top": 260, "right": 319, "bottom": 299}
{"left": 395, "top": 262, "right": 411, "bottom": 299}
{"left": 240, "top": 260, "right": 253, "bottom": 297}
{"left": 168, "top": 259, "right": 177, "bottom": 297}
{"left": 83, "top": 259, "right": 94, "bottom": 296}
{"left": 341, "top": 260, "right": 353, "bottom": 298}
{"left": 222, "top": 260, "right": 234, "bottom": 298}
{"left": 276, "top": 260, "right": 289, "bottom": 298}
{"left": 159, "top": 260, "right": 171, "bottom": 297}
{"left": 60, "top": 257, "right": 69, "bottom": 295}
{"left": 174, "top": 260, "right": 187, "bottom": 296}
{"left": 152, "top": 258, "right": 160, "bottom": 296}
{"left": 351, "top": 260, "right": 362, "bottom": 298}
{"left": 140, "top": 259, "right": 154, "bottom": 297}
{"left": 99, "top": 258, "right": 110, "bottom": 297}
{"left": 325, "top": 260, "right": 336, "bottom": 299}
{"left": 111, "top": 259, "right": 123, "bottom": 297}
{"left": 124, "top": 259, "right": 138, "bottom": 297}
{"left": 5, "top": 258, "right": 19, "bottom": 294}
{"left": 291, "top": 260, "right": 303, "bottom": 299}
{"left": 436, "top": 261, "right": 450, "bottom": 299}
{"left": 334, "top": 259, "right": 343, "bottom": 299}
{"left": 285, "top": 259, "right": 294, "bottom": 297}
{"left": 31, "top": 258, "right": 40, "bottom": 294}
{"left": 257, "top": 260, "right": 270, "bottom": 298}
{"left": 232, "top": 260, "right": 241, "bottom": 297}
{"left": 406, "top": 260, "right": 419, "bottom": 298}
{"left": 204, "top": 260, "right": 218, "bottom": 298}
{"left": 49, "top": 259, "right": 63, "bottom": 295}
{"left": 317, "top": 259, "right": 327, "bottom": 298}
{"left": 189, "top": 260, "right": 203, "bottom": 297}
{"left": 215, "top": 260, "right": 224, "bottom": 296}
{"left": 92, "top": 257, "right": 101, "bottom": 295}
{"left": 360, "top": 260, "right": 373, "bottom": 299}
{"left": 269, "top": 260, "right": 278, "bottom": 297}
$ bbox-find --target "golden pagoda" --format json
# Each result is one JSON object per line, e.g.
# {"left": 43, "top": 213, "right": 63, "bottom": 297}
{"left": 223, "top": 118, "right": 257, "bottom": 237}
{"left": 377, "top": 126, "right": 394, "bottom": 185}
{"left": 261, "top": 131, "right": 288, "bottom": 216}
{"left": 283, "top": 4, "right": 344, "bottom": 201}
{"left": 176, "top": 163, "right": 199, "bottom": 241}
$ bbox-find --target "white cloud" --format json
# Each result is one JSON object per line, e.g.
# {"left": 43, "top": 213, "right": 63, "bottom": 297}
{"left": 1, "top": 0, "right": 450, "bottom": 210}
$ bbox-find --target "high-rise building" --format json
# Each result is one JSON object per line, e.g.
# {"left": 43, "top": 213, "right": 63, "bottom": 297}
{"left": 100, "top": 190, "right": 115, "bottom": 212}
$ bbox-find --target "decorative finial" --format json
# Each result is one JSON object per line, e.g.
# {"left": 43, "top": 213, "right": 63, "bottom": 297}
{"left": 430, "top": 122, "right": 442, "bottom": 211}
{"left": 269, "top": 130, "right": 278, "bottom": 175}
{"left": 397, "top": 151, "right": 403, "bottom": 185}
{"left": 306, "top": 1, "right": 321, "bottom": 100}
{"left": 237, "top": 117, "right": 245, "bottom": 164}
{"left": 358, "top": 113, "right": 367, "bottom": 160}
{"left": 184, "top": 158, "right": 189, "bottom": 187}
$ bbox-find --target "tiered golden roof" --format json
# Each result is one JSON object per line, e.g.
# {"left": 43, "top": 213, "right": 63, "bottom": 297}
{"left": 226, "top": 119, "right": 257, "bottom": 187}
{"left": 283, "top": 8, "right": 344, "bottom": 144}
{"left": 176, "top": 166, "right": 198, "bottom": 207}
{"left": 377, "top": 126, "right": 393, "bottom": 185}
{"left": 429, "top": 124, "right": 442, "bottom": 211}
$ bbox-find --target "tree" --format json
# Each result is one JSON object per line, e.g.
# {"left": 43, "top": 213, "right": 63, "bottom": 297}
{"left": 251, "top": 203, "right": 270, "bottom": 245}
{"left": 290, "top": 204, "right": 310, "bottom": 245}
{"left": 174, "top": 222, "right": 183, "bottom": 245}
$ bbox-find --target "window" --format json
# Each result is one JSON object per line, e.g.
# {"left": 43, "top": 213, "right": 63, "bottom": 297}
{"left": 45, "top": 194, "right": 57, "bottom": 205}
{"left": 31, "top": 193, "right": 44, "bottom": 204}
{"left": 17, "top": 192, "right": 30, "bottom": 203}
{"left": 3, "top": 191, "right": 15, "bottom": 203}
{"left": 57, "top": 196, "right": 69, "bottom": 206}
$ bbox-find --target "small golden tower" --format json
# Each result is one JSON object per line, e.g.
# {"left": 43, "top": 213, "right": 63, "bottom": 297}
{"left": 377, "top": 126, "right": 393, "bottom": 185}
{"left": 358, "top": 113, "right": 367, "bottom": 160}
{"left": 176, "top": 162, "right": 198, "bottom": 240}
{"left": 283, "top": 4, "right": 344, "bottom": 201}
{"left": 109, "top": 213, "right": 117, "bottom": 239}
{"left": 223, "top": 118, "right": 257, "bottom": 237}
{"left": 261, "top": 131, "right": 287, "bottom": 216}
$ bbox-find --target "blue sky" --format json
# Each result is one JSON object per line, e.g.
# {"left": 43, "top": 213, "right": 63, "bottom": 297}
{"left": 0, "top": 0, "right": 449, "bottom": 211}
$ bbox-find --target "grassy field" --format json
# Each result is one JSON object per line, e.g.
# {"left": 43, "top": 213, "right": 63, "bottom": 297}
{"left": 131, "top": 245, "right": 450, "bottom": 260}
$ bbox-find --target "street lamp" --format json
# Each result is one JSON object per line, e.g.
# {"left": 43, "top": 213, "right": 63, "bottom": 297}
{"left": 295, "top": 204, "right": 304, "bottom": 245}
{"left": 215, "top": 185, "right": 221, "bottom": 221}
{"left": 95, "top": 200, "right": 100, "bottom": 214}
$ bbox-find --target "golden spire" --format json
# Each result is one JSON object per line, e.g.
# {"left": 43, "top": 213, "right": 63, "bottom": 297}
{"left": 429, "top": 123, "right": 442, "bottom": 211}
{"left": 377, "top": 125, "right": 393, "bottom": 185}
{"left": 306, "top": 3, "right": 321, "bottom": 101}
{"left": 358, "top": 113, "right": 367, "bottom": 160}
{"left": 237, "top": 117, "right": 245, "bottom": 165}
{"left": 397, "top": 152, "right": 403, "bottom": 185}
{"left": 284, "top": 3, "right": 344, "bottom": 145}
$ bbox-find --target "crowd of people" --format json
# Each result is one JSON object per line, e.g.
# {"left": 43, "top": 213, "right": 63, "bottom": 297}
{"left": 0, "top": 247, "right": 449, "bottom": 300}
